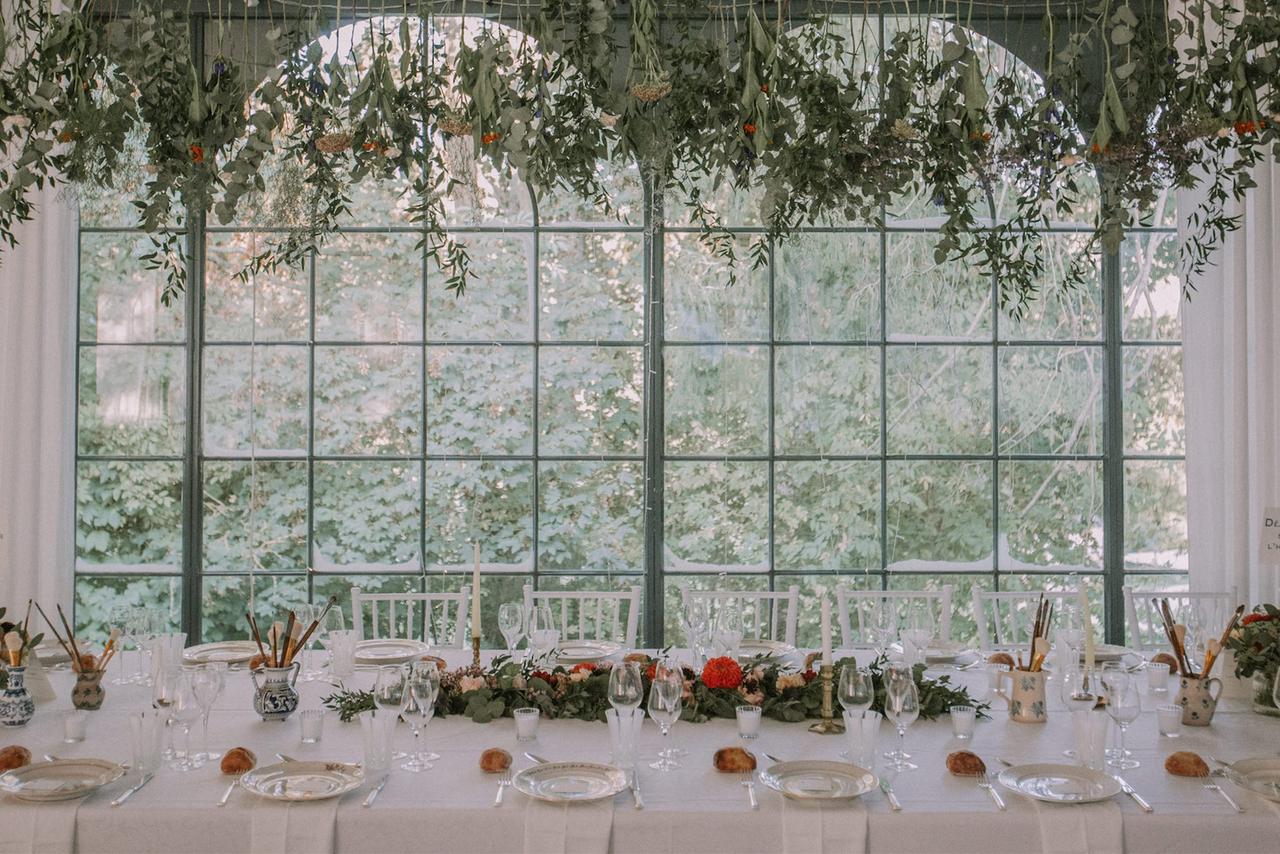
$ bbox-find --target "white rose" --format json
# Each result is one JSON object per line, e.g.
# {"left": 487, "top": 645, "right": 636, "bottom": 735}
{"left": 459, "top": 675, "right": 486, "bottom": 692}
{"left": 1216, "top": 126, "right": 1231, "bottom": 138}
{"left": 3, "top": 115, "right": 31, "bottom": 131}
{"left": 382, "top": 147, "right": 400, "bottom": 158}
{"left": 599, "top": 112, "right": 619, "bottom": 129}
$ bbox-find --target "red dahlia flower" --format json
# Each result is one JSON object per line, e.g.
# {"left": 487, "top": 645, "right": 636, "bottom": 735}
{"left": 701, "top": 656, "right": 744, "bottom": 690}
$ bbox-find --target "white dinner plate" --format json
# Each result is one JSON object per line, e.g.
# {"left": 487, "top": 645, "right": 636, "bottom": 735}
{"left": 36, "top": 641, "right": 71, "bottom": 667}
{"left": 512, "top": 762, "right": 628, "bottom": 803}
{"left": 556, "top": 641, "right": 620, "bottom": 665}
{"left": 997, "top": 763, "right": 1121, "bottom": 804}
{"left": 1085, "top": 644, "right": 1131, "bottom": 663}
{"left": 0, "top": 758, "right": 126, "bottom": 802}
{"left": 1224, "top": 758, "right": 1280, "bottom": 802}
{"left": 353, "top": 639, "right": 431, "bottom": 665}
{"left": 239, "top": 761, "right": 365, "bottom": 802}
{"left": 183, "top": 640, "right": 258, "bottom": 665}
{"left": 760, "top": 761, "right": 877, "bottom": 801}
{"left": 738, "top": 639, "right": 797, "bottom": 661}
{"left": 891, "top": 641, "right": 978, "bottom": 667}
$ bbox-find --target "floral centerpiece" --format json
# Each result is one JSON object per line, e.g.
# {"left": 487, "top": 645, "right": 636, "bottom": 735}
{"left": 324, "top": 652, "right": 987, "bottom": 724}
{"left": 1225, "top": 605, "right": 1280, "bottom": 715}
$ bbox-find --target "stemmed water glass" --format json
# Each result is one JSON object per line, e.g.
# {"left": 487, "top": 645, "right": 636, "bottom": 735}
{"left": 883, "top": 665, "right": 919, "bottom": 771}
{"left": 870, "top": 601, "right": 896, "bottom": 659}
{"left": 108, "top": 606, "right": 133, "bottom": 685}
{"left": 901, "top": 602, "right": 934, "bottom": 667}
{"left": 374, "top": 665, "right": 409, "bottom": 760}
{"left": 713, "top": 600, "right": 745, "bottom": 659}
{"left": 528, "top": 604, "right": 559, "bottom": 665}
{"left": 189, "top": 663, "right": 225, "bottom": 762}
{"left": 498, "top": 602, "right": 526, "bottom": 660}
{"left": 682, "top": 598, "right": 710, "bottom": 663}
{"left": 838, "top": 664, "right": 874, "bottom": 759}
{"left": 168, "top": 672, "right": 204, "bottom": 771}
{"left": 403, "top": 661, "right": 441, "bottom": 772}
{"left": 1103, "top": 670, "right": 1141, "bottom": 770}
{"left": 647, "top": 663, "right": 683, "bottom": 771}
{"left": 608, "top": 661, "right": 644, "bottom": 712}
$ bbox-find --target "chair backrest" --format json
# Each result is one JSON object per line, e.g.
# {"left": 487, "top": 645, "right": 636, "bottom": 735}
{"left": 350, "top": 587, "right": 471, "bottom": 649}
{"left": 835, "top": 585, "right": 953, "bottom": 648}
{"left": 1122, "top": 586, "right": 1239, "bottom": 651}
{"left": 521, "top": 585, "right": 642, "bottom": 648}
{"left": 678, "top": 585, "right": 800, "bottom": 646}
{"left": 972, "top": 589, "right": 1083, "bottom": 650}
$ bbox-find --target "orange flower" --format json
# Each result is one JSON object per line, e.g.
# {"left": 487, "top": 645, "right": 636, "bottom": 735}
{"left": 189, "top": 144, "right": 204, "bottom": 163}
{"left": 759, "top": 84, "right": 769, "bottom": 93}
{"left": 57, "top": 130, "right": 75, "bottom": 143}
{"left": 570, "top": 662, "right": 597, "bottom": 674}
{"left": 362, "top": 141, "right": 378, "bottom": 151}
{"left": 481, "top": 132, "right": 501, "bottom": 145}
{"left": 1234, "top": 120, "right": 1261, "bottom": 135}
{"left": 701, "top": 656, "right": 744, "bottom": 690}
{"left": 969, "top": 131, "right": 992, "bottom": 142}
{"left": 1241, "top": 613, "right": 1273, "bottom": 625}
{"left": 743, "top": 122, "right": 757, "bottom": 135}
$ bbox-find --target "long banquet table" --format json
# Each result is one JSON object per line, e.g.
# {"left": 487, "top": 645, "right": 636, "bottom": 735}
{"left": 5, "top": 649, "right": 1279, "bottom": 854}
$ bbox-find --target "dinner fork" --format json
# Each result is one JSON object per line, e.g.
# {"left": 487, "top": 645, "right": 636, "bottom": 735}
{"left": 493, "top": 770, "right": 513, "bottom": 807}
{"left": 742, "top": 770, "right": 759, "bottom": 809}
{"left": 1200, "top": 771, "right": 1243, "bottom": 812}
{"left": 978, "top": 772, "right": 1006, "bottom": 811}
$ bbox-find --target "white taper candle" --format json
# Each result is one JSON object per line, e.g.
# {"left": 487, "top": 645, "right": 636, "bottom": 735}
{"left": 471, "top": 542, "right": 482, "bottom": 640}
{"left": 820, "top": 595, "right": 832, "bottom": 668}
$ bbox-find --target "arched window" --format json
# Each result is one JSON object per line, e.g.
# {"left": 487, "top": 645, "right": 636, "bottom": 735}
{"left": 72, "top": 11, "right": 1183, "bottom": 647}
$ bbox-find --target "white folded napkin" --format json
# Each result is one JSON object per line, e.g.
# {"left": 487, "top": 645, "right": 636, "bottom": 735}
{"left": 0, "top": 798, "right": 80, "bottom": 854}
{"left": 1031, "top": 800, "right": 1122, "bottom": 854}
{"left": 522, "top": 799, "right": 613, "bottom": 854}
{"left": 248, "top": 798, "right": 341, "bottom": 854}
{"left": 780, "top": 797, "right": 868, "bottom": 854}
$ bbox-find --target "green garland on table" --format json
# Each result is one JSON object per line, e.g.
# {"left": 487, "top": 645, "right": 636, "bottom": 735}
{"left": 322, "top": 653, "right": 988, "bottom": 724}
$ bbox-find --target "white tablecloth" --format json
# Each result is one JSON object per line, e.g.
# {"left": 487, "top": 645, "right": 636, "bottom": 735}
{"left": 4, "top": 650, "right": 1279, "bottom": 854}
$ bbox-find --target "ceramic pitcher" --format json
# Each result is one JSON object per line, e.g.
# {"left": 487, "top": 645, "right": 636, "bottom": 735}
{"left": 1176, "top": 674, "right": 1222, "bottom": 726}
{"left": 1009, "top": 669, "right": 1048, "bottom": 723}
{"left": 0, "top": 666, "right": 36, "bottom": 727}
{"left": 251, "top": 661, "right": 300, "bottom": 722}
{"left": 72, "top": 669, "right": 106, "bottom": 711}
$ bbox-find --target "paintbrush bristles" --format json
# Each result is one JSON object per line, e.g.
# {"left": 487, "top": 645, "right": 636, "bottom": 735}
{"left": 4, "top": 631, "right": 21, "bottom": 666}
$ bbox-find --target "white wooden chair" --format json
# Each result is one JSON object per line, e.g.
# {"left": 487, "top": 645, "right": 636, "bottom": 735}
{"left": 521, "top": 584, "right": 642, "bottom": 649}
{"left": 972, "top": 589, "right": 1084, "bottom": 651}
{"left": 350, "top": 586, "right": 471, "bottom": 649}
{"left": 1122, "top": 586, "right": 1239, "bottom": 651}
{"left": 677, "top": 585, "right": 800, "bottom": 646}
{"left": 835, "top": 585, "right": 953, "bottom": 648}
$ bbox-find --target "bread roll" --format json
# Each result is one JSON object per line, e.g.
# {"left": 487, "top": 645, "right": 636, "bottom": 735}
{"left": 0, "top": 745, "right": 31, "bottom": 772}
{"left": 713, "top": 747, "right": 757, "bottom": 773}
{"left": 986, "top": 652, "right": 1015, "bottom": 669}
{"left": 946, "top": 750, "right": 986, "bottom": 776}
{"left": 248, "top": 653, "right": 269, "bottom": 670}
{"left": 220, "top": 747, "right": 257, "bottom": 775}
{"left": 1164, "top": 751, "right": 1209, "bottom": 778}
{"left": 1150, "top": 652, "right": 1179, "bottom": 676}
{"left": 479, "top": 748, "right": 512, "bottom": 773}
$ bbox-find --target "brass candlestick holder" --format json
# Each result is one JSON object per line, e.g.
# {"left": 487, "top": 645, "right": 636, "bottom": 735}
{"left": 808, "top": 664, "right": 845, "bottom": 734}
{"left": 471, "top": 635, "right": 481, "bottom": 667}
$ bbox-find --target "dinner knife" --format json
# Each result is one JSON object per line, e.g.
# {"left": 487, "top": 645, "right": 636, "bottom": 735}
{"left": 879, "top": 779, "right": 903, "bottom": 811}
{"left": 110, "top": 772, "right": 154, "bottom": 807}
{"left": 1113, "top": 777, "right": 1153, "bottom": 812}
{"left": 362, "top": 775, "right": 389, "bottom": 808}
{"left": 524, "top": 752, "right": 553, "bottom": 765}
{"left": 1201, "top": 774, "right": 1243, "bottom": 812}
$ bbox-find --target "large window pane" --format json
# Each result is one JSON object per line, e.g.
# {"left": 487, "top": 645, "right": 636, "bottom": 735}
{"left": 427, "top": 345, "right": 533, "bottom": 455}
{"left": 664, "top": 346, "right": 768, "bottom": 455}
{"left": 76, "top": 461, "right": 182, "bottom": 572}
{"left": 774, "top": 461, "right": 879, "bottom": 572}
{"left": 203, "top": 461, "right": 308, "bottom": 572}
{"left": 775, "top": 234, "right": 880, "bottom": 341}
{"left": 999, "top": 346, "right": 1102, "bottom": 455}
{"left": 314, "top": 345, "right": 422, "bottom": 455}
{"left": 539, "top": 233, "right": 643, "bottom": 341}
{"left": 886, "top": 346, "right": 992, "bottom": 454}
{"left": 998, "top": 236, "right": 1101, "bottom": 341}
{"left": 1123, "top": 346, "right": 1184, "bottom": 454}
{"left": 75, "top": 575, "right": 182, "bottom": 637}
{"left": 539, "top": 347, "right": 643, "bottom": 456}
{"left": 999, "top": 461, "right": 1103, "bottom": 570}
{"left": 77, "top": 346, "right": 186, "bottom": 456}
{"left": 205, "top": 232, "right": 309, "bottom": 341}
{"left": 886, "top": 460, "right": 992, "bottom": 568}
{"left": 1124, "top": 460, "right": 1188, "bottom": 571}
{"left": 425, "top": 460, "right": 534, "bottom": 571}
{"left": 202, "top": 345, "right": 308, "bottom": 456}
{"left": 79, "top": 234, "right": 185, "bottom": 343}
{"left": 315, "top": 232, "right": 422, "bottom": 342}
{"left": 427, "top": 235, "right": 533, "bottom": 341}
{"left": 664, "top": 234, "right": 769, "bottom": 341}
{"left": 774, "top": 347, "right": 879, "bottom": 454}
{"left": 1123, "top": 231, "right": 1181, "bottom": 342}
{"left": 538, "top": 461, "right": 644, "bottom": 574}
{"left": 313, "top": 461, "right": 420, "bottom": 571}
{"left": 665, "top": 461, "right": 768, "bottom": 572}
{"left": 885, "top": 234, "right": 991, "bottom": 341}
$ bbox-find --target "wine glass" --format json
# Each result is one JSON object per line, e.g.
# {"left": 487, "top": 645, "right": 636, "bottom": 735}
{"left": 1103, "top": 670, "right": 1141, "bottom": 770}
{"left": 682, "top": 599, "right": 710, "bottom": 663}
{"left": 373, "top": 665, "right": 409, "bottom": 760}
{"left": 1056, "top": 599, "right": 1084, "bottom": 671}
{"left": 403, "top": 661, "right": 441, "bottom": 772}
{"left": 498, "top": 602, "right": 526, "bottom": 660}
{"left": 314, "top": 605, "right": 346, "bottom": 677}
{"left": 901, "top": 602, "right": 934, "bottom": 667}
{"left": 608, "top": 661, "right": 644, "bottom": 712}
{"left": 528, "top": 604, "right": 559, "bottom": 665}
{"left": 647, "top": 663, "right": 683, "bottom": 771}
{"left": 189, "top": 663, "right": 225, "bottom": 762}
{"left": 168, "top": 673, "right": 205, "bottom": 771}
{"left": 713, "top": 600, "right": 745, "bottom": 659}
{"left": 838, "top": 665, "right": 874, "bottom": 714}
{"left": 129, "top": 608, "right": 153, "bottom": 684}
{"left": 883, "top": 665, "right": 919, "bottom": 771}
{"left": 108, "top": 606, "right": 133, "bottom": 685}
{"left": 870, "top": 600, "right": 896, "bottom": 659}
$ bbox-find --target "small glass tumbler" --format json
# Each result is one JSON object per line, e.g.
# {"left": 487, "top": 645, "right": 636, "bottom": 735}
{"left": 736, "top": 705, "right": 762, "bottom": 740}
{"left": 514, "top": 707, "right": 540, "bottom": 742}
{"left": 1156, "top": 703, "right": 1182, "bottom": 737}
{"left": 63, "top": 710, "right": 88, "bottom": 743}
{"left": 1146, "top": 662, "right": 1170, "bottom": 694}
{"left": 300, "top": 709, "right": 325, "bottom": 744}
{"left": 950, "top": 705, "right": 976, "bottom": 740}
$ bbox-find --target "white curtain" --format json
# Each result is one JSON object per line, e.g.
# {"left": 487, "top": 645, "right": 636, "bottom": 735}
{"left": 0, "top": 187, "right": 78, "bottom": 610}
{"left": 1180, "top": 157, "right": 1280, "bottom": 606}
